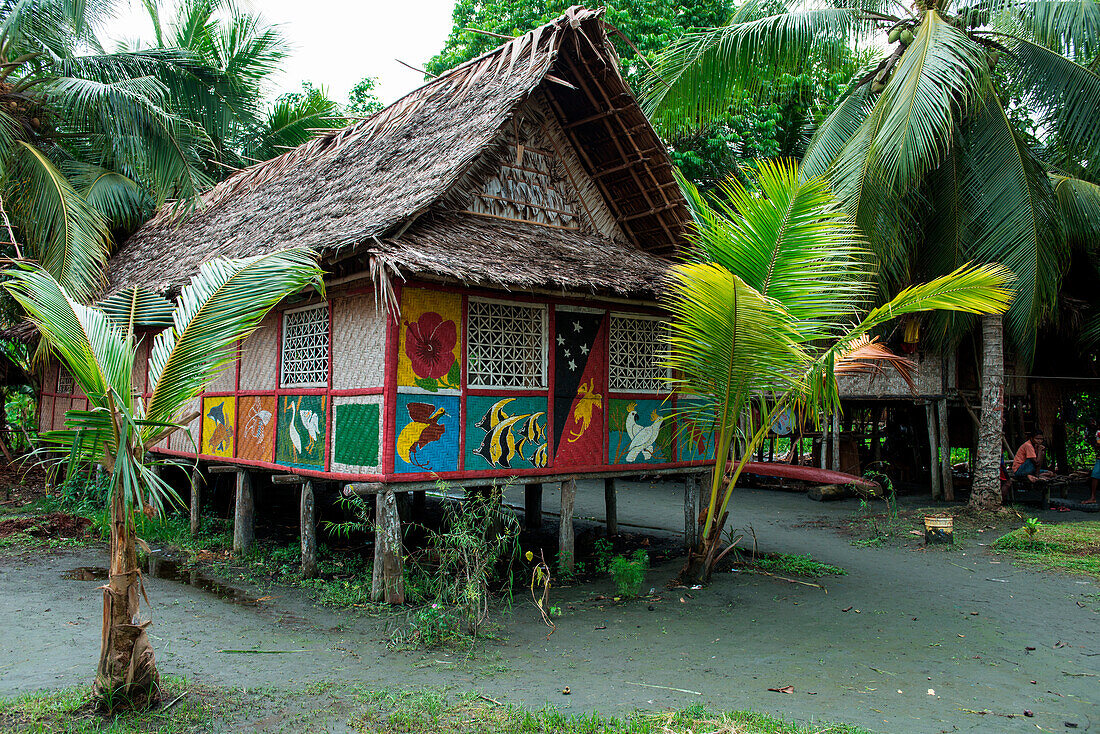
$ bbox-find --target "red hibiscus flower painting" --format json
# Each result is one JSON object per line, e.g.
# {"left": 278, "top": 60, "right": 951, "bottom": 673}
{"left": 405, "top": 312, "right": 457, "bottom": 380}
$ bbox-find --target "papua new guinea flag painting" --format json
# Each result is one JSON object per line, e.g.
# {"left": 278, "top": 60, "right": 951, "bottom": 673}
{"left": 553, "top": 308, "right": 607, "bottom": 467}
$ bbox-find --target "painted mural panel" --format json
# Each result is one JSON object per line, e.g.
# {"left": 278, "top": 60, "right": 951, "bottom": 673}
{"left": 332, "top": 396, "right": 382, "bottom": 473}
{"left": 276, "top": 395, "right": 327, "bottom": 469}
{"left": 237, "top": 395, "right": 276, "bottom": 463}
{"left": 397, "top": 288, "right": 462, "bottom": 393}
{"left": 553, "top": 308, "right": 606, "bottom": 467}
{"left": 677, "top": 398, "right": 717, "bottom": 463}
{"left": 394, "top": 393, "right": 459, "bottom": 474}
{"left": 608, "top": 398, "right": 673, "bottom": 465}
{"left": 202, "top": 396, "right": 236, "bottom": 457}
{"left": 465, "top": 396, "right": 548, "bottom": 470}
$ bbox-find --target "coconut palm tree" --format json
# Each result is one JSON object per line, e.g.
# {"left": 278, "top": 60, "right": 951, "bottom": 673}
{"left": 666, "top": 160, "right": 1012, "bottom": 582}
{"left": 3, "top": 248, "right": 323, "bottom": 710}
{"left": 645, "top": 0, "right": 1100, "bottom": 508}
{"left": 0, "top": 0, "right": 217, "bottom": 300}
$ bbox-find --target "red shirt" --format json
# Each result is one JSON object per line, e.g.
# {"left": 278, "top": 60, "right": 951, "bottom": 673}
{"left": 1012, "top": 440, "right": 1037, "bottom": 473}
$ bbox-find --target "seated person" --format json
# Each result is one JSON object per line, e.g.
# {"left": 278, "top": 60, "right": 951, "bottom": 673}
{"left": 1011, "top": 431, "right": 1054, "bottom": 483}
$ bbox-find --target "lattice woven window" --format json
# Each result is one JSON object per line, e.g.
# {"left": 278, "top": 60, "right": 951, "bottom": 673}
{"left": 468, "top": 300, "right": 546, "bottom": 388}
{"left": 609, "top": 315, "right": 668, "bottom": 393}
{"left": 56, "top": 366, "right": 74, "bottom": 394}
{"left": 281, "top": 304, "right": 329, "bottom": 387}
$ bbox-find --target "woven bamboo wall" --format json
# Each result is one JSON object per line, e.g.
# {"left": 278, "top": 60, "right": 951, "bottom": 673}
{"left": 207, "top": 358, "right": 236, "bottom": 393}
{"left": 239, "top": 313, "right": 277, "bottom": 390}
{"left": 172, "top": 396, "right": 202, "bottom": 452}
{"left": 52, "top": 396, "right": 70, "bottom": 430}
{"left": 332, "top": 294, "right": 386, "bottom": 389}
{"left": 39, "top": 395, "right": 53, "bottom": 433}
{"left": 836, "top": 351, "right": 946, "bottom": 398}
{"left": 131, "top": 338, "right": 147, "bottom": 394}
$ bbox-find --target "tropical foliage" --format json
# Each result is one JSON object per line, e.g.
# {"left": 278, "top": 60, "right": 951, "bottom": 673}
{"left": 645, "top": 0, "right": 1100, "bottom": 363}
{"left": 666, "top": 160, "right": 1012, "bottom": 580}
{"left": 426, "top": 0, "right": 857, "bottom": 188}
{"left": 3, "top": 249, "right": 323, "bottom": 710}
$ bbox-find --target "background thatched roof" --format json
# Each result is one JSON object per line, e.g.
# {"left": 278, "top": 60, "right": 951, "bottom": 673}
{"left": 106, "top": 6, "right": 690, "bottom": 299}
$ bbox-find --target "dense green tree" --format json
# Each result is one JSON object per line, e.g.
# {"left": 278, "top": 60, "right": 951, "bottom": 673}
{"left": 347, "top": 76, "right": 384, "bottom": 117}
{"left": 426, "top": 0, "right": 855, "bottom": 187}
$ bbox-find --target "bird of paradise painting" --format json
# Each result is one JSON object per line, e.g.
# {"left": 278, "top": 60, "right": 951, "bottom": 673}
{"left": 394, "top": 394, "right": 459, "bottom": 474}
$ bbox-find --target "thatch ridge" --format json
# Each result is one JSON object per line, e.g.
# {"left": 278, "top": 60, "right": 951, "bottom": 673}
{"left": 106, "top": 6, "right": 689, "bottom": 298}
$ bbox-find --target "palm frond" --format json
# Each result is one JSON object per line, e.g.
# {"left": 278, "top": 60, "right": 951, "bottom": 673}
{"left": 958, "top": 86, "right": 1066, "bottom": 364}
{"left": 143, "top": 248, "right": 324, "bottom": 441}
{"left": 244, "top": 86, "right": 344, "bottom": 161}
{"left": 871, "top": 11, "right": 988, "bottom": 193}
{"left": 643, "top": 4, "right": 866, "bottom": 135}
{"left": 95, "top": 286, "right": 175, "bottom": 333}
{"left": 800, "top": 83, "right": 877, "bottom": 181}
{"left": 2, "top": 264, "right": 132, "bottom": 401}
{"left": 5, "top": 141, "right": 109, "bottom": 301}
{"left": 988, "top": 0, "right": 1100, "bottom": 56}
{"left": 1051, "top": 172, "right": 1100, "bottom": 247}
{"left": 64, "top": 161, "right": 151, "bottom": 231}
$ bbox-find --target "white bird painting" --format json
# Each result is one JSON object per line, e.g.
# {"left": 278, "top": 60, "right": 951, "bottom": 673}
{"left": 287, "top": 399, "right": 303, "bottom": 456}
{"left": 624, "top": 402, "right": 666, "bottom": 462}
{"left": 300, "top": 408, "right": 321, "bottom": 452}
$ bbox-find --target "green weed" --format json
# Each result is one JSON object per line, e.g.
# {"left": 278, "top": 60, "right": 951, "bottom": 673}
{"left": 608, "top": 550, "right": 649, "bottom": 596}
{"left": 992, "top": 520, "right": 1100, "bottom": 578}
{"left": 750, "top": 553, "right": 846, "bottom": 578}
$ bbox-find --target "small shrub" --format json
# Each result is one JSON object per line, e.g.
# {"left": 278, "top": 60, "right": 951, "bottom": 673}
{"left": 404, "top": 603, "right": 460, "bottom": 647}
{"left": 1023, "top": 516, "right": 1041, "bottom": 539}
{"left": 593, "top": 537, "right": 614, "bottom": 574}
{"left": 609, "top": 549, "right": 649, "bottom": 596}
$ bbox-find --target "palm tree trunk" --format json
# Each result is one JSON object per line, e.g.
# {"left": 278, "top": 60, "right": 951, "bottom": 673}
{"left": 93, "top": 488, "right": 159, "bottom": 710}
{"left": 970, "top": 315, "right": 1004, "bottom": 510}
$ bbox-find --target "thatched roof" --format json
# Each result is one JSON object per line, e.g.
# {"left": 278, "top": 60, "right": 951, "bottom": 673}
{"left": 106, "top": 6, "right": 690, "bottom": 299}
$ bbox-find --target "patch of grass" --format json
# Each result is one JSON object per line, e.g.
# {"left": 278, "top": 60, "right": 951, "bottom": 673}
{"left": 1, "top": 685, "right": 876, "bottom": 734}
{"left": 0, "top": 677, "right": 230, "bottom": 733}
{"left": 749, "top": 553, "right": 846, "bottom": 578}
{"left": 992, "top": 520, "right": 1100, "bottom": 578}
{"left": 347, "top": 689, "right": 875, "bottom": 733}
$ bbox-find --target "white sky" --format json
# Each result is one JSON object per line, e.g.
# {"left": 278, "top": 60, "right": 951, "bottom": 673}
{"left": 108, "top": 0, "right": 458, "bottom": 105}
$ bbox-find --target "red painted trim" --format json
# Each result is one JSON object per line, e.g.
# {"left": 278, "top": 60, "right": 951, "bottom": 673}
{"left": 325, "top": 302, "right": 334, "bottom": 472}
{"left": 458, "top": 293, "right": 468, "bottom": 472}
{"left": 330, "top": 387, "right": 385, "bottom": 396}
{"left": 153, "top": 445, "right": 711, "bottom": 483}
{"left": 602, "top": 310, "right": 610, "bottom": 466}
{"left": 233, "top": 339, "right": 242, "bottom": 459}
{"left": 274, "top": 309, "right": 284, "bottom": 390}
{"left": 382, "top": 280, "right": 402, "bottom": 475}
{"left": 607, "top": 391, "right": 674, "bottom": 400}
{"left": 547, "top": 305, "right": 556, "bottom": 468}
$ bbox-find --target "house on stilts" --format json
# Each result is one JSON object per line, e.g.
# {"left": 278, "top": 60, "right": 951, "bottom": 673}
{"left": 36, "top": 7, "right": 717, "bottom": 596}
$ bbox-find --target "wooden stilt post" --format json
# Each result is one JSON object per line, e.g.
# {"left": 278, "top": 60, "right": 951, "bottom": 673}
{"left": 684, "top": 474, "right": 699, "bottom": 549}
{"left": 524, "top": 484, "right": 543, "bottom": 529}
{"left": 371, "top": 488, "right": 405, "bottom": 604}
{"left": 232, "top": 469, "right": 254, "bottom": 556}
{"left": 831, "top": 411, "right": 841, "bottom": 472}
{"left": 926, "top": 404, "right": 942, "bottom": 500}
{"left": 559, "top": 477, "right": 576, "bottom": 572}
{"left": 938, "top": 399, "right": 954, "bottom": 501}
{"left": 604, "top": 477, "right": 618, "bottom": 537}
{"left": 189, "top": 467, "right": 202, "bottom": 536}
{"left": 300, "top": 480, "right": 317, "bottom": 578}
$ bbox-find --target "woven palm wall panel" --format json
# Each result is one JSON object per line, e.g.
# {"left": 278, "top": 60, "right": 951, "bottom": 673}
{"left": 394, "top": 393, "right": 460, "bottom": 474}
{"left": 201, "top": 396, "right": 236, "bottom": 458}
{"left": 332, "top": 395, "right": 383, "bottom": 473}
{"left": 237, "top": 395, "right": 277, "bottom": 463}
{"left": 332, "top": 294, "right": 386, "bottom": 389}
{"left": 275, "top": 394, "right": 327, "bottom": 469}
{"left": 398, "top": 288, "right": 462, "bottom": 392}
{"left": 239, "top": 313, "right": 277, "bottom": 391}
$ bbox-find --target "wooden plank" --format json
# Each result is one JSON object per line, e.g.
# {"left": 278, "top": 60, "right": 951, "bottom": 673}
{"left": 524, "top": 483, "right": 543, "bottom": 529}
{"left": 189, "top": 467, "right": 201, "bottom": 536}
{"left": 343, "top": 467, "right": 709, "bottom": 496}
{"left": 300, "top": 480, "right": 317, "bottom": 578}
{"left": 272, "top": 474, "right": 307, "bottom": 485}
{"left": 208, "top": 464, "right": 241, "bottom": 474}
{"left": 232, "top": 470, "right": 254, "bottom": 556}
{"left": 604, "top": 477, "right": 618, "bottom": 537}
{"left": 559, "top": 478, "right": 576, "bottom": 572}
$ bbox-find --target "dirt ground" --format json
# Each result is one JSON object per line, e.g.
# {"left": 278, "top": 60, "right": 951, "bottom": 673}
{"left": 1, "top": 482, "right": 1097, "bottom": 734}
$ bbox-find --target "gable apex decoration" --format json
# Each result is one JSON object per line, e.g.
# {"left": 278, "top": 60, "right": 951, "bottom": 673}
{"left": 105, "top": 6, "right": 690, "bottom": 299}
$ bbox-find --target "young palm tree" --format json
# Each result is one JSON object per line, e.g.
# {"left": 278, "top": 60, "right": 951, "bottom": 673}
{"left": 667, "top": 160, "right": 1013, "bottom": 582}
{"left": 645, "top": 0, "right": 1100, "bottom": 509}
{"left": 4, "top": 248, "right": 323, "bottom": 710}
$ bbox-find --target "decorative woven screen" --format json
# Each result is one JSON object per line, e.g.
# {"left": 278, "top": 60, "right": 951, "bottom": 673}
{"left": 467, "top": 299, "right": 547, "bottom": 388}
{"left": 280, "top": 304, "right": 329, "bottom": 387}
{"left": 609, "top": 315, "right": 668, "bottom": 393}
{"left": 56, "top": 366, "right": 74, "bottom": 394}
